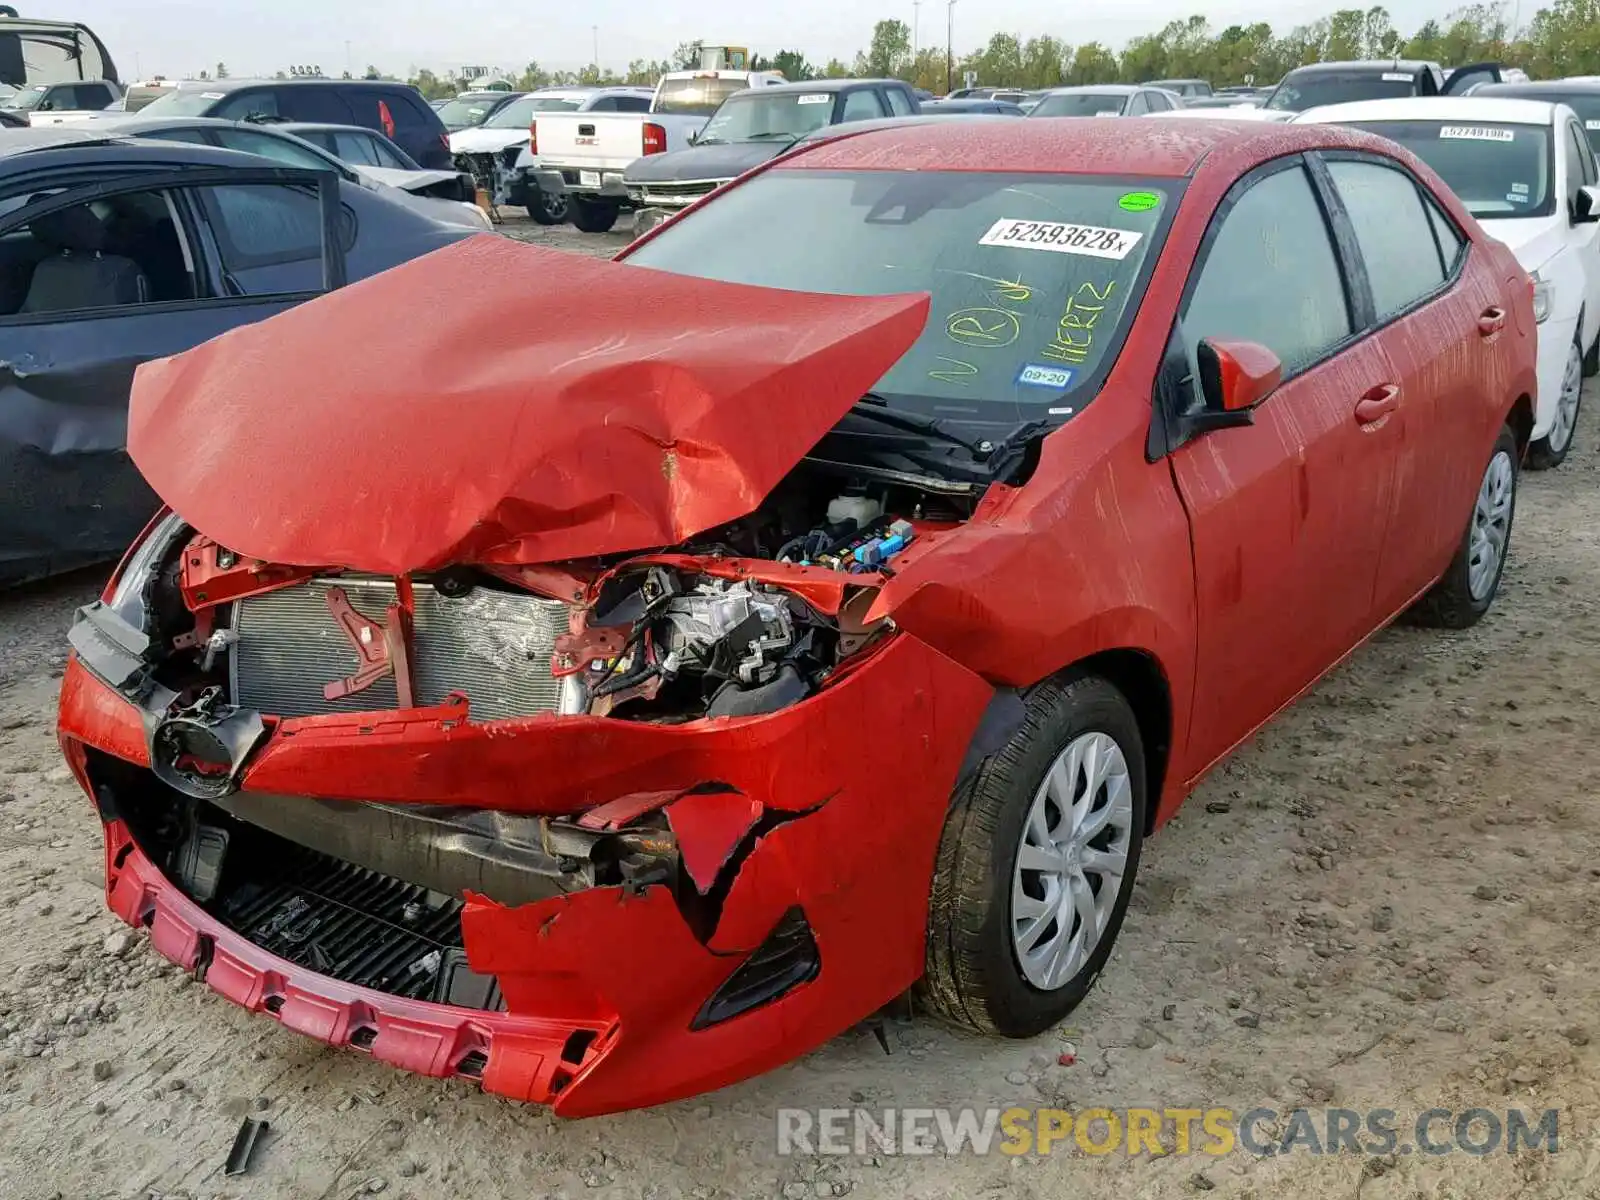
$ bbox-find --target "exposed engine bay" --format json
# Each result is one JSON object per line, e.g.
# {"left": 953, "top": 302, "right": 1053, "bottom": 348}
{"left": 112, "top": 463, "right": 978, "bottom": 774}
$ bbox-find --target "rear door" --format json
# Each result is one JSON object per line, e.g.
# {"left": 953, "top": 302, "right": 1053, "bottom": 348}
{"left": 0, "top": 166, "right": 347, "bottom": 582}
{"left": 1165, "top": 156, "right": 1400, "bottom": 769}
{"left": 1312, "top": 151, "right": 1487, "bottom": 614}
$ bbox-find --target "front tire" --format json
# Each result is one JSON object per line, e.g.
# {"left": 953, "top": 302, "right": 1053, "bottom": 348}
{"left": 570, "top": 197, "right": 619, "bottom": 233}
{"left": 1527, "top": 336, "right": 1582, "bottom": 469}
{"left": 922, "top": 673, "right": 1147, "bottom": 1038}
{"left": 1411, "top": 424, "right": 1518, "bottom": 629}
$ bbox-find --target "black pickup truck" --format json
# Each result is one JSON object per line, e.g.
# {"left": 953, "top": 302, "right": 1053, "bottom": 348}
{"left": 623, "top": 77, "right": 921, "bottom": 236}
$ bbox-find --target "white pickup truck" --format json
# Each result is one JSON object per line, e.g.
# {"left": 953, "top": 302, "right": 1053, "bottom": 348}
{"left": 532, "top": 69, "right": 785, "bottom": 232}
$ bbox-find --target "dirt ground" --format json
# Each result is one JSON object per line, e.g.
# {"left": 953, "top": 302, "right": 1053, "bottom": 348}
{"left": 1, "top": 216, "right": 1597, "bottom": 1199}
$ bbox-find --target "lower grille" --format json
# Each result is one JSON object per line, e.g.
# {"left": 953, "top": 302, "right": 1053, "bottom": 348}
{"left": 213, "top": 840, "right": 505, "bottom": 1009}
{"left": 231, "top": 576, "right": 570, "bottom": 721}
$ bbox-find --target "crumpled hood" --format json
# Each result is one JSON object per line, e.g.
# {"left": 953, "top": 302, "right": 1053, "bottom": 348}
{"left": 450, "top": 126, "right": 530, "bottom": 154}
{"left": 624, "top": 140, "right": 789, "bottom": 184}
{"left": 127, "top": 235, "right": 928, "bottom": 575}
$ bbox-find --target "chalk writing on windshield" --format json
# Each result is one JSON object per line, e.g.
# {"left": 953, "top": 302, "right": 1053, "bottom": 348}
{"left": 1039, "top": 279, "right": 1118, "bottom": 367}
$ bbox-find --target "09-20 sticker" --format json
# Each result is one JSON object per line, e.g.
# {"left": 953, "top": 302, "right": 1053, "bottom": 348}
{"left": 979, "top": 218, "right": 1143, "bottom": 260}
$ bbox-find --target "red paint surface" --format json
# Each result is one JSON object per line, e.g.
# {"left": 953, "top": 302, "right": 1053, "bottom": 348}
{"left": 63, "top": 119, "right": 1537, "bottom": 1116}
{"left": 126, "top": 237, "right": 927, "bottom": 574}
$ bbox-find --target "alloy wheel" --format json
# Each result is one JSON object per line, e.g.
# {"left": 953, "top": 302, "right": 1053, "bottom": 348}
{"left": 1467, "top": 448, "right": 1515, "bottom": 600}
{"left": 1011, "top": 731, "right": 1135, "bottom": 991}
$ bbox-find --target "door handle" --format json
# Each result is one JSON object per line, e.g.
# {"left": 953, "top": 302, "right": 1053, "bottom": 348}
{"left": 1355, "top": 384, "right": 1401, "bottom": 425}
{"left": 1478, "top": 306, "right": 1507, "bottom": 336}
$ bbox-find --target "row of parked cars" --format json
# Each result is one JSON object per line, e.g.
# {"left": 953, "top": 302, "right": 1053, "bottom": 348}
{"left": 49, "top": 86, "right": 1554, "bottom": 1118}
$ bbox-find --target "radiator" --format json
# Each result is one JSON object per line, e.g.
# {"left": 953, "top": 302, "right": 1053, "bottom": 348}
{"left": 229, "top": 576, "right": 570, "bottom": 721}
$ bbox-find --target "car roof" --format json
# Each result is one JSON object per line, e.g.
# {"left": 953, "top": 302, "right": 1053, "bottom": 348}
{"left": 781, "top": 115, "right": 1380, "bottom": 178}
{"left": 275, "top": 121, "right": 389, "bottom": 135}
{"left": 1041, "top": 84, "right": 1141, "bottom": 96}
{"left": 740, "top": 79, "right": 905, "bottom": 96}
{"left": 1284, "top": 59, "right": 1437, "bottom": 76}
{"left": 0, "top": 134, "right": 344, "bottom": 177}
{"left": 171, "top": 78, "right": 412, "bottom": 92}
{"left": 0, "top": 125, "right": 120, "bottom": 154}
{"left": 1293, "top": 96, "right": 1558, "bottom": 126}
{"left": 1479, "top": 79, "right": 1600, "bottom": 97}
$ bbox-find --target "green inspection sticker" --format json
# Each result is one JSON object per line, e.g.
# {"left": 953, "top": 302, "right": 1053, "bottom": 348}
{"left": 1119, "top": 191, "right": 1160, "bottom": 213}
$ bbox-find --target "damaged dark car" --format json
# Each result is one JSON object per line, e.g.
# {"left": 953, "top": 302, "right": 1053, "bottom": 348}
{"left": 0, "top": 128, "right": 475, "bottom": 586}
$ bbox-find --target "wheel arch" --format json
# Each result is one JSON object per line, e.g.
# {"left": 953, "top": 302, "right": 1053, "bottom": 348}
{"left": 1508, "top": 391, "right": 1534, "bottom": 456}
{"left": 1050, "top": 647, "right": 1174, "bottom": 835}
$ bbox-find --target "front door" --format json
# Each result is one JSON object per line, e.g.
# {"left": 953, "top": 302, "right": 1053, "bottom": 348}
{"left": 1166, "top": 157, "right": 1400, "bottom": 774}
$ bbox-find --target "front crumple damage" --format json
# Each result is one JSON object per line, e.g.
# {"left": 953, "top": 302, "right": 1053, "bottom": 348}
{"left": 62, "top": 632, "right": 993, "bottom": 1116}
{"left": 125, "top": 234, "right": 929, "bottom": 574}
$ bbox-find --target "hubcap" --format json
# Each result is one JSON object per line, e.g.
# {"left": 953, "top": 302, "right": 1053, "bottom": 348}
{"left": 1011, "top": 731, "right": 1135, "bottom": 991}
{"left": 1467, "top": 449, "right": 1515, "bottom": 600}
{"left": 1550, "top": 342, "right": 1582, "bottom": 454}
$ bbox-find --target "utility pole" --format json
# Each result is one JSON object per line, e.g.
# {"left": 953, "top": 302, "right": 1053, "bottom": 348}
{"left": 592, "top": 25, "right": 599, "bottom": 68}
{"left": 946, "top": 0, "right": 956, "bottom": 94}
{"left": 913, "top": 1, "right": 920, "bottom": 54}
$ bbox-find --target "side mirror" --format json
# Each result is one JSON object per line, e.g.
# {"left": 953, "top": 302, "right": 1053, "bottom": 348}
{"left": 1575, "top": 184, "right": 1600, "bottom": 224}
{"left": 1198, "top": 337, "right": 1282, "bottom": 412}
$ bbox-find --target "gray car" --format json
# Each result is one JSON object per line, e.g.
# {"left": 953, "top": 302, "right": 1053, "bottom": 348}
{"left": 1028, "top": 85, "right": 1183, "bottom": 117}
{"left": 0, "top": 127, "right": 477, "bottom": 585}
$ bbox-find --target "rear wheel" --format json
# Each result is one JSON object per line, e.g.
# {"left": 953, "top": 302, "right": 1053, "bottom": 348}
{"left": 570, "top": 197, "right": 619, "bottom": 233}
{"left": 528, "top": 187, "right": 569, "bottom": 225}
{"left": 921, "top": 673, "right": 1146, "bottom": 1037}
{"left": 1411, "top": 424, "right": 1518, "bottom": 629}
{"left": 1527, "top": 336, "right": 1582, "bottom": 469}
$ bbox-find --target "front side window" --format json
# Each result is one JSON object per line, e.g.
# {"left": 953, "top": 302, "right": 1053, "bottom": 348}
{"left": 0, "top": 186, "right": 197, "bottom": 316}
{"left": 1126, "top": 93, "right": 1150, "bottom": 116}
{"left": 841, "top": 90, "right": 887, "bottom": 122}
{"left": 1183, "top": 164, "right": 1350, "bottom": 376}
{"left": 698, "top": 92, "right": 840, "bottom": 143}
{"left": 1031, "top": 92, "right": 1128, "bottom": 118}
{"left": 1343, "top": 119, "right": 1551, "bottom": 219}
{"left": 885, "top": 88, "right": 915, "bottom": 116}
{"left": 626, "top": 169, "right": 1175, "bottom": 413}
{"left": 213, "top": 90, "right": 280, "bottom": 121}
{"left": 1327, "top": 159, "right": 1447, "bottom": 320}
{"left": 1265, "top": 71, "right": 1417, "bottom": 112}
{"left": 1567, "top": 122, "right": 1597, "bottom": 190}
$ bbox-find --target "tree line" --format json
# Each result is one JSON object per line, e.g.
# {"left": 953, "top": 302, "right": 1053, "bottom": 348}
{"left": 392, "top": 0, "right": 1600, "bottom": 99}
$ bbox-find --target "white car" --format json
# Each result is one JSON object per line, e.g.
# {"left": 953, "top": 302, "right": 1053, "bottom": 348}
{"left": 1296, "top": 97, "right": 1600, "bottom": 467}
{"left": 452, "top": 87, "right": 654, "bottom": 220}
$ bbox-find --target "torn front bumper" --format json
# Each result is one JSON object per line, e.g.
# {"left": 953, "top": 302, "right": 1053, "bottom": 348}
{"left": 58, "top": 632, "right": 992, "bottom": 1116}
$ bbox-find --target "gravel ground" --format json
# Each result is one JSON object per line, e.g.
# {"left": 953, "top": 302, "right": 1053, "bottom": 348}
{"left": 0, "top": 216, "right": 1596, "bottom": 1198}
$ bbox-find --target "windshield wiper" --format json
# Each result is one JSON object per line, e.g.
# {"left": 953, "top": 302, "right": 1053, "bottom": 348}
{"left": 695, "top": 136, "right": 728, "bottom": 145}
{"left": 846, "top": 396, "right": 1055, "bottom": 479}
{"left": 744, "top": 131, "right": 803, "bottom": 141}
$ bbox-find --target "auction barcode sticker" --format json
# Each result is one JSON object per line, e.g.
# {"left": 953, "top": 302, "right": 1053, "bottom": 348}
{"left": 979, "top": 218, "right": 1143, "bottom": 259}
{"left": 1440, "top": 125, "right": 1514, "bottom": 141}
{"left": 1382, "top": 72, "right": 1413, "bottom": 81}
{"left": 1588, "top": 119, "right": 1600, "bottom": 130}
{"left": 797, "top": 94, "right": 831, "bottom": 104}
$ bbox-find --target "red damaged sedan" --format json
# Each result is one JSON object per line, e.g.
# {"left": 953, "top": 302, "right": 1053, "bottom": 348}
{"left": 56, "top": 119, "right": 1534, "bottom": 1116}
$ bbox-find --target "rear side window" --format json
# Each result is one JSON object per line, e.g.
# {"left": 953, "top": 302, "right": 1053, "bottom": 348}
{"left": 1327, "top": 159, "right": 1446, "bottom": 321}
{"left": 615, "top": 95, "right": 651, "bottom": 113}
{"left": 280, "top": 88, "right": 355, "bottom": 125}
{"left": 885, "top": 88, "right": 915, "bottom": 116}
{"left": 197, "top": 184, "right": 350, "bottom": 295}
{"left": 1183, "top": 164, "right": 1351, "bottom": 375}
{"left": 381, "top": 89, "right": 435, "bottom": 132}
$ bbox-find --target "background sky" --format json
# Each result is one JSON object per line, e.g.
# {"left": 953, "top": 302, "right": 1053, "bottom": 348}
{"left": 77, "top": 0, "right": 1468, "bottom": 79}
